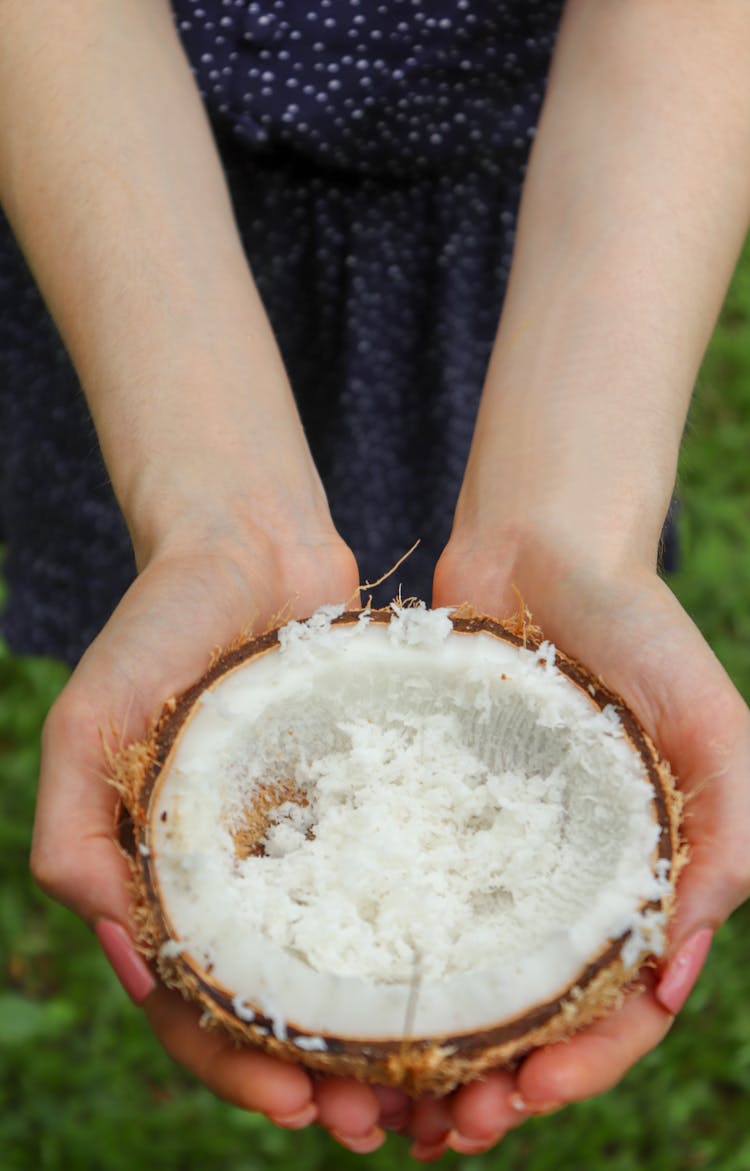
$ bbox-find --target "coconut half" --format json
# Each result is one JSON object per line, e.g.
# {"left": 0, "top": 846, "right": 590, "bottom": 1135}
{"left": 115, "top": 604, "right": 683, "bottom": 1094}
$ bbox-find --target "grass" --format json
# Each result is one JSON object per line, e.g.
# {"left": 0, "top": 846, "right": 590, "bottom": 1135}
{"left": 1, "top": 246, "right": 749, "bottom": 1169}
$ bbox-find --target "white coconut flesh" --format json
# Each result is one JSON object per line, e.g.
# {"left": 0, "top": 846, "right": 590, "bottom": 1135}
{"left": 146, "top": 605, "right": 672, "bottom": 1046}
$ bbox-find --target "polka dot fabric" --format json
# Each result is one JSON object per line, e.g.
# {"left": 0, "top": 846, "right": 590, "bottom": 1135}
{"left": 0, "top": 0, "right": 564, "bottom": 663}
{"left": 175, "top": 0, "right": 561, "bottom": 177}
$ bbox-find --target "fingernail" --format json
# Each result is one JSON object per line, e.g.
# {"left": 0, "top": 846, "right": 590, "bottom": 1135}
{"left": 268, "top": 1103, "right": 318, "bottom": 1130}
{"left": 95, "top": 918, "right": 156, "bottom": 1005}
{"left": 449, "top": 1129, "right": 505, "bottom": 1154}
{"left": 331, "top": 1126, "right": 386, "bottom": 1154}
{"left": 656, "top": 927, "right": 714, "bottom": 1015}
{"left": 409, "top": 1139, "right": 449, "bottom": 1162}
{"left": 509, "top": 1092, "right": 565, "bottom": 1115}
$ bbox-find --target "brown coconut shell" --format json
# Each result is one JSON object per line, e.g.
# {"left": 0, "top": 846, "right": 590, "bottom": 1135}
{"left": 112, "top": 607, "right": 684, "bottom": 1096}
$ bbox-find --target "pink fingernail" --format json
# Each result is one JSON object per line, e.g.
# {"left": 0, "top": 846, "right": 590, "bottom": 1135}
{"left": 269, "top": 1103, "right": 318, "bottom": 1130}
{"left": 331, "top": 1126, "right": 386, "bottom": 1154}
{"left": 409, "top": 1138, "right": 449, "bottom": 1162}
{"left": 509, "top": 1093, "right": 565, "bottom": 1115}
{"left": 449, "top": 1129, "right": 505, "bottom": 1155}
{"left": 95, "top": 919, "right": 156, "bottom": 1005}
{"left": 656, "top": 928, "right": 714, "bottom": 1015}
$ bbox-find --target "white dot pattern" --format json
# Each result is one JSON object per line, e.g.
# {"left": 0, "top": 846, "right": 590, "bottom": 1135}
{"left": 176, "top": 0, "right": 564, "bottom": 600}
{"left": 174, "top": 0, "right": 560, "bottom": 174}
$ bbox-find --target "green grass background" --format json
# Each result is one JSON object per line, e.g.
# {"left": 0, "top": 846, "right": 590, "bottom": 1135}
{"left": 2, "top": 247, "right": 749, "bottom": 1170}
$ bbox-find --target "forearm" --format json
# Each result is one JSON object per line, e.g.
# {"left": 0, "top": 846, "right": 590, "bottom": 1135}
{"left": 0, "top": 1, "right": 328, "bottom": 564}
{"left": 456, "top": 0, "right": 750, "bottom": 571}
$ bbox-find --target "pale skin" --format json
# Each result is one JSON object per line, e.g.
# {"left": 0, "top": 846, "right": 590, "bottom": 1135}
{"left": 2, "top": 0, "right": 750, "bottom": 1160}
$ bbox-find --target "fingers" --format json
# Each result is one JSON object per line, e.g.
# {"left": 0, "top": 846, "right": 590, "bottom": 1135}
{"left": 438, "top": 558, "right": 750, "bottom": 1020}
{"left": 32, "top": 689, "right": 132, "bottom": 925}
{"left": 449, "top": 1068, "right": 522, "bottom": 1152}
{"left": 314, "top": 1078, "right": 385, "bottom": 1153}
{"left": 515, "top": 981, "right": 673, "bottom": 1109}
{"left": 371, "top": 1083, "right": 412, "bottom": 1132}
{"left": 653, "top": 837, "right": 732, "bottom": 1018}
{"left": 656, "top": 928, "right": 714, "bottom": 1015}
{"left": 94, "top": 915, "right": 390, "bottom": 1144}
{"left": 641, "top": 627, "right": 750, "bottom": 1013}
{"left": 30, "top": 545, "right": 371, "bottom": 1151}
{"left": 30, "top": 565, "right": 232, "bottom": 926}
{"left": 659, "top": 688, "right": 750, "bottom": 935}
{"left": 408, "top": 1094, "right": 453, "bottom": 1161}
{"left": 143, "top": 985, "right": 318, "bottom": 1121}
{"left": 30, "top": 552, "right": 321, "bottom": 926}
{"left": 95, "top": 918, "right": 157, "bottom": 1005}
{"left": 94, "top": 915, "right": 396, "bottom": 1149}
{"left": 38, "top": 542, "right": 747, "bottom": 1156}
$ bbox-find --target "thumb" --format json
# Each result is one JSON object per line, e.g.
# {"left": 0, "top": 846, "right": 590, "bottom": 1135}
{"left": 32, "top": 684, "right": 133, "bottom": 926}
{"left": 32, "top": 684, "right": 157, "bottom": 1005}
{"left": 651, "top": 672, "right": 750, "bottom": 1016}
{"left": 30, "top": 553, "right": 260, "bottom": 927}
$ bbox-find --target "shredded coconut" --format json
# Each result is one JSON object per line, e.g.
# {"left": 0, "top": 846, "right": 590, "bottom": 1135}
{"left": 265, "top": 1005, "right": 288, "bottom": 1042}
{"left": 278, "top": 604, "right": 346, "bottom": 660}
{"left": 159, "top": 939, "right": 185, "bottom": 959}
{"left": 533, "top": 640, "right": 557, "bottom": 674}
{"left": 231, "top": 995, "right": 256, "bottom": 1023}
{"left": 387, "top": 601, "right": 453, "bottom": 647}
{"left": 292, "top": 1034, "right": 328, "bottom": 1052}
{"left": 621, "top": 908, "right": 667, "bottom": 968}
{"left": 152, "top": 617, "right": 670, "bottom": 1040}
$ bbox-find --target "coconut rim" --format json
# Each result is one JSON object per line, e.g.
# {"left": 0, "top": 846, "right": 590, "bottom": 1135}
{"left": 117, "top": 607, "right": 683, "bottom": 1089}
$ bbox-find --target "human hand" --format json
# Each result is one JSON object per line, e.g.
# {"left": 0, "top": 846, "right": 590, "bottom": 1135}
{"left": 426, "top": 533, "right": 750, "bottom": 1157}
{"left": 29, "top": 521, "right": 416, "bottom": 1150}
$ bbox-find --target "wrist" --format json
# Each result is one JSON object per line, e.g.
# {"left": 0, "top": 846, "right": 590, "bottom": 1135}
{"left": 435, "top": 506, "right": 663, "bottom": 625}
{"left": 96, "top": 329, "right": 332, "bottom": 572}
{"left": 129, "top": 495, "right": 360, "bottom": 628}
{"left": 450, "top": 458, "right": 672, "bottom": 580}
{"left": 124, "top": 467, "right": 349, "bottom": 598}
{"left": 122, "top": 452, "right": 335, "bottom": 571}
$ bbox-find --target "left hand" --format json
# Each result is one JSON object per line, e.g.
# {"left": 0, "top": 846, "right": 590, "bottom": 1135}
{"left": 420, "top": 535, "right": 750, "bottom": 1159}
{"left": 29, "top": 525, "right": 428, "bottom": 1156}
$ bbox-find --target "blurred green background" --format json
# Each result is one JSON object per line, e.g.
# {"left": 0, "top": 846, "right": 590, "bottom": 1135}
{"left": 1, "top": 246, "right": 749, "bottom": 1170}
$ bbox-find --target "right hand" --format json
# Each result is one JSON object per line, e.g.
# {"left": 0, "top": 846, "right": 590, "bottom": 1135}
{"left": 431, "top": 532, "right": 750, "bottom": 1157}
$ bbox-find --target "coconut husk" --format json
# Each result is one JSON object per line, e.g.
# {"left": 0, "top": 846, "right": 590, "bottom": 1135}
{"left": 110, "top": 607, "right": 684, "bottom": 1095}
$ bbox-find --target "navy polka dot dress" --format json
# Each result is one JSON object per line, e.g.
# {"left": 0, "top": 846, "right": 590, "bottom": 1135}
{"left": 0, "top": 0, "right": 565, "bottom": 664}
